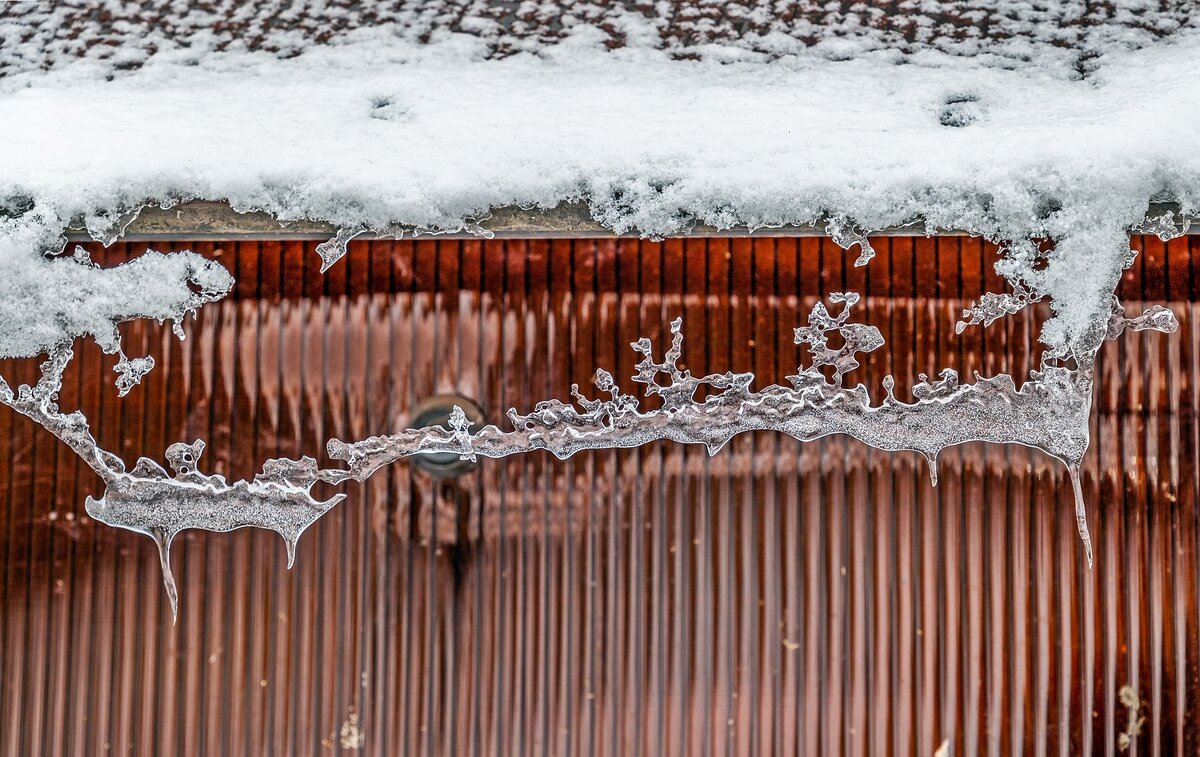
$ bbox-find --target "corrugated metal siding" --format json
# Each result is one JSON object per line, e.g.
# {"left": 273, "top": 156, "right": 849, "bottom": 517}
{"left": 0, "top": 235, "right": 1196, "bottom": 755}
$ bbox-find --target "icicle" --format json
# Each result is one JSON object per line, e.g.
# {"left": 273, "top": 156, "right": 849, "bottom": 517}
{"left": 924, "top": 452, "right": 939, "bottom": 487}
{"left": 315, "top": 227, "right": 363, "bottom": 272}
{"left": 283, "top": 531, "right": 299, "bottom": 569}
{"left": 1068, "top": 465, "right": 1094, "bottom": 568}
{"left": 81, "top": 442, "right": 346, "bottom": 609}
{"left": 148, "top": 528, "right": 179, "bottom": 622}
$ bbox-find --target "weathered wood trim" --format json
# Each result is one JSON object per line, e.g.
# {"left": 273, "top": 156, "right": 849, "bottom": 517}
{"left": 63, "top": 199, "right": 1196, "bottom": 241}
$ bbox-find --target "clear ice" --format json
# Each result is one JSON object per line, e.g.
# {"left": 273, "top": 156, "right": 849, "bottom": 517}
{"left": 0, "top": 230, "right": 1181, "bottom": 618}
{"left": 825, "top": 218, "right": 876, "bottom": 266}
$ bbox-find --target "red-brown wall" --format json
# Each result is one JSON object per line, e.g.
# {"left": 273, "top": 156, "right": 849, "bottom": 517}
{"left": 1, "top": 235, "right": 1197, "bottom": 754}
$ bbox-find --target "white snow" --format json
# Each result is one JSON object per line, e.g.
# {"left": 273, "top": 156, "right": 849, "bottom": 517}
{"left": 3, "top": 1, "right": 1193, "bottom": 81}
{"left": 0, "top": 20, "right": 1197, "bottom": 361}
{"left": 0, "top": 215, "right": 231, "bottom": 364}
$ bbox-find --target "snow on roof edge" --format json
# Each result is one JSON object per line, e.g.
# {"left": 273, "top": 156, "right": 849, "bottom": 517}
{"left": 2, "top": 26, "right": 1200, "bottom": 364}
{"left": 59, "top": 199, "right": 1200, "bottom": 242}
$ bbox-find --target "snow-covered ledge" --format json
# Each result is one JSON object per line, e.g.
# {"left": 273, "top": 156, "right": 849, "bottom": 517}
{"left": 61, "top": 199, "right": 1200, "bottom": 241}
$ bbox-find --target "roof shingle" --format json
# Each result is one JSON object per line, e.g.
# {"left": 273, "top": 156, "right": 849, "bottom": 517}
{"left": 2, "top": 0, "right": 1194, "bottom": 80}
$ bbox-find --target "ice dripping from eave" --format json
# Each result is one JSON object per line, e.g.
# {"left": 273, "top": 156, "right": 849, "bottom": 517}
{"left": 1, "top": 220, "right": 1182, "bottom": 618}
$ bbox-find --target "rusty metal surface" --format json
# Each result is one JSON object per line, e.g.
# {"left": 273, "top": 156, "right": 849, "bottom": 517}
{"left": 0, "top": 235, "right": 1197, "bottom": 755}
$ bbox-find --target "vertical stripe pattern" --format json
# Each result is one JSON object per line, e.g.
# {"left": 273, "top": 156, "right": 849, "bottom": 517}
{"left": 0, "top": 234, "right": 1196, "bottom": 755}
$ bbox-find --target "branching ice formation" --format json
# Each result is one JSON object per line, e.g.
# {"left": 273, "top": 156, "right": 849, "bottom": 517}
{"left": 0, "top": 0, "right": 1195, "bottom": 624}
{"left": 0, "top": 243, "right": 1179, "bottom": 618}
{"left": 0, "top": 196, "right": 1188, "bottom": 618}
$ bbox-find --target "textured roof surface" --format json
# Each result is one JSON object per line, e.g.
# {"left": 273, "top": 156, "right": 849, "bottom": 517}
{"left": 2, "top": 1, "right": 1194, "bottom": 79}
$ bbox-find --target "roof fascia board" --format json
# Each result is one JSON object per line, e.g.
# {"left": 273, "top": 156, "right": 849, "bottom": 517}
{"left": 62, "top": 199, "right": 1196, "bottom": 242}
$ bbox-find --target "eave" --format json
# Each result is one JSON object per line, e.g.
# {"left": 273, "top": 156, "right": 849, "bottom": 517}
{"left": 64, "top": 200, "right": 1198, "bottom": 243}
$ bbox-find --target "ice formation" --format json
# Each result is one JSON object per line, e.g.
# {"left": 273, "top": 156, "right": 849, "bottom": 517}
{"left": 0, "top": 267, "right": 1178, "bottom": 617}
{"left": 0, "top": 6, "right": 1197, "bottom": 614}
{"left": 0, "top": 210, "right": 1186, "bottom": 618}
